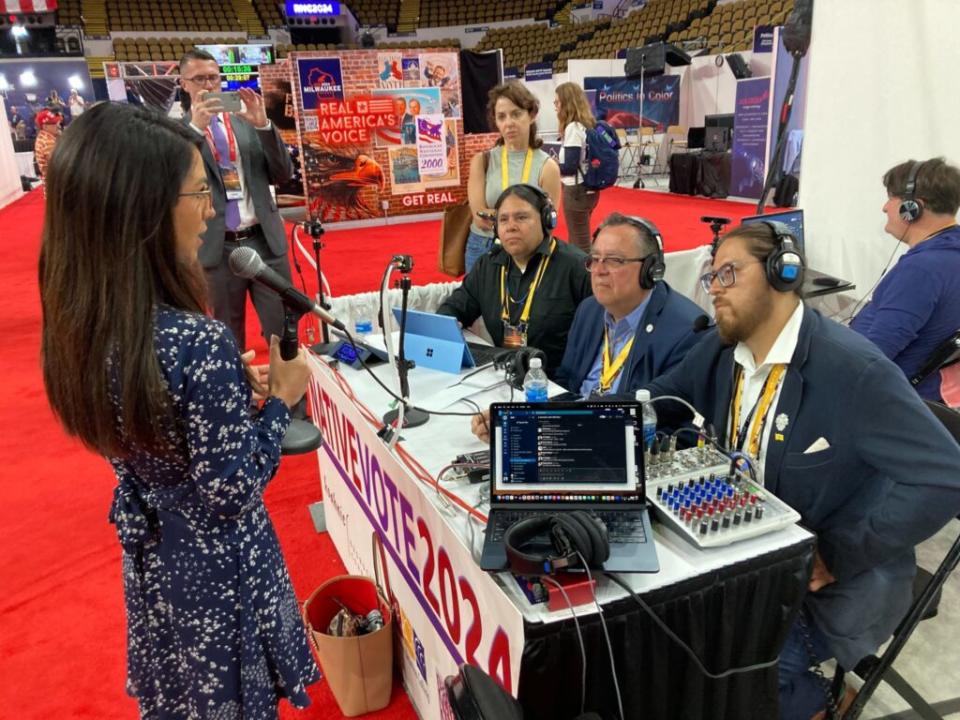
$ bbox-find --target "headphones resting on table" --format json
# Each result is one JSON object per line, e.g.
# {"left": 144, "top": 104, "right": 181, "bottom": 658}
{"left": 504, "top": 511, "right": 610, "bottom": 576}
{"left": 493, "top": 184, "right": 559, "bottom": 239}
{"left": 493, "top": 347, "right": 546, "bottom": 391}
{"left": 592, "top": 215, "right": 666, "bottom": 289}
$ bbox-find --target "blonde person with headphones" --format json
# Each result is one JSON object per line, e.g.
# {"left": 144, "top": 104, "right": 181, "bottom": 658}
{"left": 465, "top": 81, "right": 561, "bottom": 273}
{"left": 554, "top": 82, "right": 601, "bottom": 252}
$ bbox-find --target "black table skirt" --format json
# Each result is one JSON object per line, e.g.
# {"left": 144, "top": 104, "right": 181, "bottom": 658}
{"left": 518, "top": 538, "right": 815, "bottom": 720}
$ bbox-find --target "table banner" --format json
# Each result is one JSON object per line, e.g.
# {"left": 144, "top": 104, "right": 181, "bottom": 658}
{"left": 307, "top": 362, "right": 525, "bottom": 719}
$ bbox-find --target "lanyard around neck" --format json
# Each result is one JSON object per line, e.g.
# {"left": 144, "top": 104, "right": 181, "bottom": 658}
{"left": 501, "top": 146, "right": 534, "bottom": 190}
{"left": 599, "top": 329, "right": 635, "bottom": 393}
{"left": 204, "top": 114, "right": 237, "bottom": 165}
{"left": 730, "top": 363, "right": 786, "bottom": 458}
{"left": 500, "top": 238, "right": 556, "bottom": 325}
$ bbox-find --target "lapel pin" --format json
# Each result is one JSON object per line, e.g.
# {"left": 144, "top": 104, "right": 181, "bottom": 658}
{"left": 775, "top": 413, "right": 789, "bottom": 432}
{"left": 645, "top": 323, "right": 654, "bottom": 333}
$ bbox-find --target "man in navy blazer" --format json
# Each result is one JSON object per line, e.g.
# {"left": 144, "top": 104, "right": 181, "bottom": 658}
{"left": 179, "top": 49, "right": 294, "bottom": 353}
{"left": 646, "top": 222, "right": 960, "bottom": 719}
{"left": 553, "top": 213, "right": 704, "bottom": 397}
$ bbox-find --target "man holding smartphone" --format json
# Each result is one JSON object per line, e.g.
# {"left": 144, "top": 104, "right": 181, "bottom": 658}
{"left": 178, "top": 49, "right": 297, "bottom": 406}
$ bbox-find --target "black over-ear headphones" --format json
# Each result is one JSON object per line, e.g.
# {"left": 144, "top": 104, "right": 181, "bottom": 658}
{"left": 762, "top": 220, "right": 806, "bottom": 292}
{"left": 493, "top": 347, "right": 546, "bottom": 390}
{"left": 899, "top": 160, "right": 925, "bottom": 223}
{"left": 493, "top": 183, "right": 559, "bottom": 240}
{"left": 592, "top": 215, "right": 666, "bottom": 289}
{"left": 503, "top": 511, "right": 610, "bottom": 576}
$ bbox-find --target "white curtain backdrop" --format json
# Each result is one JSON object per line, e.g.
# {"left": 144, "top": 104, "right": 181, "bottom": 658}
{"left": 798, "top": 0, "right": 960, "bottom": 310}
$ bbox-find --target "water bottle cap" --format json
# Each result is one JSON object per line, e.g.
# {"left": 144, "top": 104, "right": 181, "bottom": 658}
{"left": 529, "top": 357, "right": 542, "bottom": 369}
{"left": 636, "top": 389, "right": 651, "bottom": 402}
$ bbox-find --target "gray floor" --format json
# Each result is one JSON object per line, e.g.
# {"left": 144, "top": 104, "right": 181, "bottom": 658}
{"left": 840, "top": 519, "right": 960, "bottom": 719}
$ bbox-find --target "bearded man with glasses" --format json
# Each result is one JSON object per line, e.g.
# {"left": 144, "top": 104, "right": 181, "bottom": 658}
{"left": 645, "top": 221, "right": 960, "bottom": 720}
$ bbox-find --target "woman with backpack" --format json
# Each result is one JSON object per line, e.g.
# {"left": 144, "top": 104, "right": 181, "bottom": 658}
{"left": 555, "top": 82, "right": 602, "bottom": 252}
{"left": 465, "top": 81, "right": 561, "bottom": 273}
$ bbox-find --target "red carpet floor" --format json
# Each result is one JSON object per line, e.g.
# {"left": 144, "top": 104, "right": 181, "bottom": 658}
{"left": 0, "top": 185, "right": 758, "bottom": 719}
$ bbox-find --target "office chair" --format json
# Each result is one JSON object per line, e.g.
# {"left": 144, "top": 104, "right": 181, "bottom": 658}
{"left": 835, "top": 400, "right": 960, "bottom": 719}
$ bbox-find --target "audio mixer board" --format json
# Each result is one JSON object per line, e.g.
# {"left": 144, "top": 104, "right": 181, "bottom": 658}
{"left": 646, "top": 447, "right": 800, "bottom": 548}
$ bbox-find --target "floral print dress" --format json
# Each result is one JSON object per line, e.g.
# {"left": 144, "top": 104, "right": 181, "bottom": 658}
{"left": 108, "top": 307, "right": 320, "bottom": 719}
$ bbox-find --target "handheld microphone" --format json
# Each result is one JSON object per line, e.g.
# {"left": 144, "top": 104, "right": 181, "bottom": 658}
{"left": 692, "top": 314, "right": 713, "bottom": 333}
{"left": 228, "top": 246, "right": 346, "bottom": 332}
{"left": 782, "top": 0, "right": 813, "bottom": 57}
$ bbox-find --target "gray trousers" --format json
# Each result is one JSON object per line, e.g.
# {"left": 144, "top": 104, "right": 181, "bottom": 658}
{"left": 562, "top": 183, "right": 601, "bottom": 252}
{"left": 205, "top": 229, "right": 291, "bottom": 352}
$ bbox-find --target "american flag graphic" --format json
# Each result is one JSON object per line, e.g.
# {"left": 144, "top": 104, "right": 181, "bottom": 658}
{"left": 417, "top": 118, "right": 442, "bottom": 144}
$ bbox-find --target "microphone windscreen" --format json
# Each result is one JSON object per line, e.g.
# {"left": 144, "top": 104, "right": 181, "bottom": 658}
{"left": 782, "top": 0, "right": 813, "bottom": 56}
{"left": 228, "top": 245, "right": 261, "bottom": 279}
{"left": 693, "top": 314, "right": 711, "bottom": 333}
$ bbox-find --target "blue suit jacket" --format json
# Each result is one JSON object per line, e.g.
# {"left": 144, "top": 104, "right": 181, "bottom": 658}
{"left": 554, "top": 282, "right": 704, "bottom": 396}
{"left": 647, "top": 305, "right": 960, "bottom": 666}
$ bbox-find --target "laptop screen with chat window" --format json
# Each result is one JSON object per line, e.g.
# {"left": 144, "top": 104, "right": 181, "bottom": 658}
{"left": 489, "top": 401, "right": 644, "bottom": 505}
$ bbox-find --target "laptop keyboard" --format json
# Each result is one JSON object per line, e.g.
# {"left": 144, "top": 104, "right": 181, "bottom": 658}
{"left": 466, "top": 342, "right": 503, "bottom": 366}
{"left": 491, "top": 509, "right": 647, "bottom": 544}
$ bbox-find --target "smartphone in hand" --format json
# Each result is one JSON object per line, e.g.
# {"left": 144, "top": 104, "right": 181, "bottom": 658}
{"left": 203, "top": 91, "right": 242, "bottom": 113}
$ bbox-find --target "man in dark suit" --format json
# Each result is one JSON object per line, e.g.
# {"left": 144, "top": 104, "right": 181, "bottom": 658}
{"left": 554, "top": 213, "right": 704, "bottom": 397}
{"left": 646, "top": 222, "right": 960, "bottom": 719}
{"left": 179, "top": 49, "right": 294, "bottom": 356}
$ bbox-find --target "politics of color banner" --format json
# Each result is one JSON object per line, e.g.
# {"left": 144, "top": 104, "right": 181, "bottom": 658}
{"left": 524, "top": 62, "right": 553, "bottom": 82}
{"left": 583, "top": 75, "right": 680, "bottom": 131}
{"left": 729, "top": 77, "right": 772, "bottom": 200}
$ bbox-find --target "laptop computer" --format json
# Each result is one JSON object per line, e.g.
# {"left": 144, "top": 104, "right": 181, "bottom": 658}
{"left": 391, "top": 308, "right": 501, "bottom": 374}
{"left": 480, "top": 400, "right": 660, "bottom": 573}
{"left": 741, "top": 208, "right": 805, "bottom": 253}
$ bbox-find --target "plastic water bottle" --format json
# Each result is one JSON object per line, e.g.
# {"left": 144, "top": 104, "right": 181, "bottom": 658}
{"left": 354, "top": 317, "right": 373, "bottom": 341}
{"left": 523, "top": 358, "right": 549, "bottom": 403}
{"left": 636, "top": 389, "right": 658, "bottom": 451}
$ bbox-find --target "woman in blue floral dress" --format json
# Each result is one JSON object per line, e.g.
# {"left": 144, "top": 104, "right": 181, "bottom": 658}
{"left": 39, "top": 102, "right": 320, "bottom": 719}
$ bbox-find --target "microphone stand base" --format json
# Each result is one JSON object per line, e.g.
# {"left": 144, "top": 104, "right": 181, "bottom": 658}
{"left": 382, "top": 406, "right": 430, "bottom": 429}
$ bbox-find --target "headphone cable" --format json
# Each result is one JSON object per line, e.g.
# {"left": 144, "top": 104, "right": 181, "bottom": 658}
{"left": 605, "top": 572, "right": 780, "bottom": 679}
{"left": 539, "top": 576, "right": 588, "bottom": 717}
{"left": 579, "top": 554, "right": 625, "bottom": 720}
{"left": 836, "top": 226, "right": 907, "bottom": 324}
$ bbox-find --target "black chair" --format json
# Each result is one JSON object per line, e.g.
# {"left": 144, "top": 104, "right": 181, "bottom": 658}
{"left": 910, "top": 329, "right": 960, "bottom": 389}
{"left": 837, "top": 401, "right": 960, "bottom": 719}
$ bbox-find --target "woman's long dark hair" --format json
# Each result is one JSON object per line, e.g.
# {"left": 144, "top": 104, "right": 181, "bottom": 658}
{"left": 39, "top": 102, "right": 205, "bottom": 458}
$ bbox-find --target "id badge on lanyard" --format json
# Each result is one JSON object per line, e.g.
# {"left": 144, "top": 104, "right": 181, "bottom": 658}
{"left": 220, "top": 167, "right": 243, "bottom": 201}
{"left": 502, "top": 322, "right": 528, "bottom": 348}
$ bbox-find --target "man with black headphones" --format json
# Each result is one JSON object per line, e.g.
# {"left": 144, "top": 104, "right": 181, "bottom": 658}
{"left": 644, "top": 221, "right": 960, "bottom": 719}
{"left": 850, "top": 157, "right": 960, "bottom": 403}
{"left": 553, "top": 212, "right": 704, "bottom": 398}
{"left": 437, "top": 183, "right": 592, "bottom": 375}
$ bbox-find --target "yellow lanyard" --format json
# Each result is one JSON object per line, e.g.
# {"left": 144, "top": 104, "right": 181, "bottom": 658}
{"left": 501, "top": 146, "right": 534, "bottom": 190}
{"left": 599, "top": 330, "right": 635, "bottom": 393}
{"left": 500, "top": 239, "right": 556, "bottom": 325}
{"left": 730, "top": 363, "right": 786, "bottom": 458}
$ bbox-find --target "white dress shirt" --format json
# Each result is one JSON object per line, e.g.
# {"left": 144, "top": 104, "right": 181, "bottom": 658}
{"left": 729, "top": 301, "right": 804, "bottom": 479}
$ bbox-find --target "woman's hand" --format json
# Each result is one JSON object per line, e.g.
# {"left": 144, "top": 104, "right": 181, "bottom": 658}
{"left": 240, "top": 349, "right": 269, "bottom": 403}
{"left": 267, "top": 336, "right": 311, "bottom": 410}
